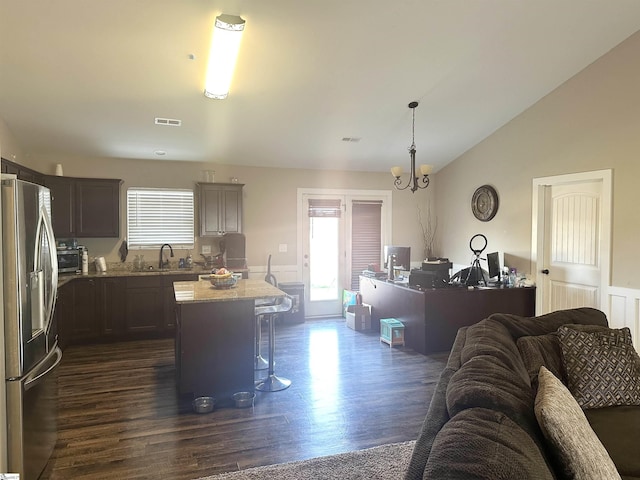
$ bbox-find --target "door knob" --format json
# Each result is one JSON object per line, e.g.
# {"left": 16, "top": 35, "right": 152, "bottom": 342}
{"left": 541, "top": 269, "right": 549, "bottom": 275}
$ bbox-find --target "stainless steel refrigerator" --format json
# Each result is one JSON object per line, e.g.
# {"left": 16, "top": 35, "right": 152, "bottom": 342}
{"left": 2, "top": 175, "right": 60, "bottom": 479}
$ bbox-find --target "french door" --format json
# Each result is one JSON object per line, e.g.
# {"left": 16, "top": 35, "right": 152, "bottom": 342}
{"left": 298, "top": 189, "right": 392, "bottom": 318}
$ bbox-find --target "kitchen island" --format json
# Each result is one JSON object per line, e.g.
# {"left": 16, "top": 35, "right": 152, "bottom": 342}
{"left": 173, "top": 278, "right": 285, "bottom": 401}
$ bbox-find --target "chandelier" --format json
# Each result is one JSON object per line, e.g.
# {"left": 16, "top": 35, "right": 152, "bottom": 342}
{"left": 391, "top": 101, "right": 433, "bottom": 193}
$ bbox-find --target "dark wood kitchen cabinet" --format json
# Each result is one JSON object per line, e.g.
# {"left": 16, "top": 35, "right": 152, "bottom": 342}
{"left": 45, "top": 176, "right": 75, "bottom": 237}
{"left": 198, "top": 183, "right": 243, "bottom": 236}
{"left": 162, "top": 274, "right": 198, "bottom": 331}
{"left": 125, "top": 276, "right": 163, "bottom": 333}
{"left": 57, "top": 277, "right": 125, "bottom": 347}
{"left": 1, "top": 157, "right": 45, "bottom": 185}
{"left": 45, "top": 175, "right": 122, "bottom": 238}
{"left": 57, "top": 278, "right": 100, "bottom": 347}
{"left": 99, "top": 277, "right": 126, "bottom": 336}
{"left": 57, "top": 272, "right": 200, "bottom": 346}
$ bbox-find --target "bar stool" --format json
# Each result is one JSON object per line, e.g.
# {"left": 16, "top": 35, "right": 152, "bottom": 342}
{"left": 254, "top": 297, "right": 275, "bottom": 370}
{"left": 255, "top": 261, "right": 278, "bottom": 370}
{"left": 255, "top": 295, "right": 293, "bottom": 392}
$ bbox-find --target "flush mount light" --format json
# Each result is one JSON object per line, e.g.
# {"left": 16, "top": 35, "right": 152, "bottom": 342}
{"left": 204, "top": 14, "right": 246, "bottom": 99}
{"left": 391, "top": 101, "right": 433, "bottom": 193}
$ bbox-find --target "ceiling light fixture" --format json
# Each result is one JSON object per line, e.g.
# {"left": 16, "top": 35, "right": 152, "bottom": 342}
{"left": 204, "top": 14, "right": 246, "bottom": 100}
{"left": 391, "top": 101, "right": 433, "bottom": 193}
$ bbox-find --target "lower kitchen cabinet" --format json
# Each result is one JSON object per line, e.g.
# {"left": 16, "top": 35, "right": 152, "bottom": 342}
{"left": 125, "top": 276, "right": 163, "bottom": 333}
{"left": 100, "top": 277, "right": 126, "bottom": 336}
{"left": 57, "top": 278, "right": 100, "bottom": 348}
{"left": 57, "top": 272, "right": 200, "bottom": 346}
{"left": 162, "top": 274, "right": 198, "bottom": 330}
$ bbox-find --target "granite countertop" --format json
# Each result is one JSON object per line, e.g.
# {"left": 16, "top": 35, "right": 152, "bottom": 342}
{"left": 57, "top": 267, "right": 249, "bottom": 287}
{"left": 174, "top": 278, "right": 285, "bottom": 304}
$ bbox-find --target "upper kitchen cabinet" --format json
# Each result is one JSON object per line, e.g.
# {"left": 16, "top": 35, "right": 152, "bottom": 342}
{"left": 1, "top": 158, "right": 45, "bottom": 186}
{"left": 198, "top": 183, "right": 243, "bottom": 236}
{"left": 45, "top": 176, "right": 122, "bottom": 238}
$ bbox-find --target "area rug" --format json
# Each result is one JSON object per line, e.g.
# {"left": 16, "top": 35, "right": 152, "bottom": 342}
{"left": 198, "top": 440, "right": 416, "bottom": 480}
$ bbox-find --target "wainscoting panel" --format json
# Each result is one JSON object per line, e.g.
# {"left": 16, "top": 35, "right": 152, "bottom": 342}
{"left": 247, "top": 264, "right": 299, "bottom": 284}
{"left": 606, "top": 286, "right": 640, "bottom": 350}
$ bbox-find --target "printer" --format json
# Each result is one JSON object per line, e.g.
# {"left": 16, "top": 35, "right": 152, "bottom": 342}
{"left": 409, "top": 259, "right": 452, "bottom": 289}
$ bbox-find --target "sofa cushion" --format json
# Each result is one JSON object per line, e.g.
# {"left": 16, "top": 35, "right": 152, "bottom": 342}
{"left": 447, "top": 354, "right": 533, "bottom": 422}
{"left": 517, "top": 333, "right": 565, "bottom": 390}
{"left": 490, "top": 307, "right": 608, "bottom": 339}
{"left": 534, "top": 366, "right": 621, "bottom": 480}
{"left": 405, "top": 327, "right": 469, "bottom": 480}
{"left": 585, "top": 406, "right": 640, "bottom": 478}
{"left": 424, "top": 407, "right": 554, "bottom": 480}
{"left": 558, "top": 326, "right": 640, "bottom": 409}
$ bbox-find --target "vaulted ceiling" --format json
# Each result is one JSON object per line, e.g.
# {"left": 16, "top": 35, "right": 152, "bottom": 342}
{"left": 1, "top": 1, "right": 640, "bottom": 173}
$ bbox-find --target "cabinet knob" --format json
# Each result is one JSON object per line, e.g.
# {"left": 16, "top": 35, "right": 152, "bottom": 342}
{"left": 541, "top": 269, "right": 550, "bottom": 275}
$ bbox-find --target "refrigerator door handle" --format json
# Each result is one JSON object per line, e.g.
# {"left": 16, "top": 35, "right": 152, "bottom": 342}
{"left": 24, "top": 346, "right": 62, "bottom": 391}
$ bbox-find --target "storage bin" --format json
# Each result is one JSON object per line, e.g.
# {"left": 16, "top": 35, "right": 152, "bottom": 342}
{"left": 346, "top": 304, "right": 371, "bottom": 331}
{"left": 380, "top": 318, "right": 405, "bottom": 348}
{"left": 343, "top": 290, "right": 358, "bottom": 317}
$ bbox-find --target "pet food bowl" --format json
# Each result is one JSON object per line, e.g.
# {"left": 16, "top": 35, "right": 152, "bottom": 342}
{"left": 232, "top": 391, "right": 256, "bottom": 408}
{"left": 192, "top": 396, "right": 215, "bottom": 414}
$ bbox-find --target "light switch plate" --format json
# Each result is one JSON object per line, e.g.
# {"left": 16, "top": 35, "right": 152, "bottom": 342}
{"left": 201, "top": 245, "right": 212, "bottom": 254}
{"left": 279, "top": 243, "right": 288, "bottom": 253}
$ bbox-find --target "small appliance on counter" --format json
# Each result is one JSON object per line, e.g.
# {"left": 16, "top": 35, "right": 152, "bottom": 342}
{"left": 56, "top": 242, "right": 87, "bottom": 273}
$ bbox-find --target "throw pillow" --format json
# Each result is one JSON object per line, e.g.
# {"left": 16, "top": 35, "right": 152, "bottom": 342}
{"left": 558, "top": 325, "right": 640, "bottom": 409}
{"left": 534, "top": 366, "right": 621, "bottom": 480}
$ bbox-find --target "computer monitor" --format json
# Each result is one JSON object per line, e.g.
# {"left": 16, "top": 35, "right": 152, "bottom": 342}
{"left": 487, "top": 252, "right": 501, "bottom": 281}
{"left": 383, "top": 246, "right": 411, "bottom": 271}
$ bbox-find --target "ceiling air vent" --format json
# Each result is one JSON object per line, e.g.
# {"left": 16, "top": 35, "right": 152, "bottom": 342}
{"left": 154, "top": 117, "right": 182, "bottom": 127}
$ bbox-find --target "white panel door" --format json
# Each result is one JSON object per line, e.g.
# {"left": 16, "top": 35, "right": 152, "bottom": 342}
{"left": 542, "top": 181, "right": 602, "bottom": 312}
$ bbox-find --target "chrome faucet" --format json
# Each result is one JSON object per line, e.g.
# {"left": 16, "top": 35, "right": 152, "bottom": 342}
{"left": 159, "top": 243, "right": 174, "bottom": 269}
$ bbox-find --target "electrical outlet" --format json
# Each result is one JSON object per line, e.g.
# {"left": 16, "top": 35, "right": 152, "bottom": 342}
{"left": 201, "top": 245, "right": 211, "bottom": 254}
{"left": 279, "top": 243, "right": 287, "bottom": 253}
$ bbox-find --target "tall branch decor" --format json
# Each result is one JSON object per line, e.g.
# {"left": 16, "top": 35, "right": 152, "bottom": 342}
{"left": 417, "top": 200, "right": 437, "bottom": 260}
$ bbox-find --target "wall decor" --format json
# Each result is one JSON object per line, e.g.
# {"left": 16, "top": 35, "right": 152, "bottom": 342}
{"left": 471, "top": 185, "right": 499, "bottom": 221}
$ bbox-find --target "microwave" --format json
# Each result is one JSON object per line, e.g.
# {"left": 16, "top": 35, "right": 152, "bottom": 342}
{"left": 57, "top": 247, "right": 84, "bottom": 273}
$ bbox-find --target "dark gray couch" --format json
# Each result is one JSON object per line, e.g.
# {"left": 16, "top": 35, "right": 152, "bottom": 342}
{"left": 405, "top": 307, "right": 640, "bottom": 479}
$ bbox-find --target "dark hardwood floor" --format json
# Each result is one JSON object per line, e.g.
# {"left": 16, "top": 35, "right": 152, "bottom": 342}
{"left": 41, "top": 318, "right": 449, "bottom": 480}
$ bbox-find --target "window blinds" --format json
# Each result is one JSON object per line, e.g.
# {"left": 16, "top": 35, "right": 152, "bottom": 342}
{"left": 350, "top": 201, "right": 382, "bottom": 289}
{"left": 308, "top": 199, "right": 342, "bottom": 218}
{"left": 127, "top": 188, "right": 194, "bottom": 247}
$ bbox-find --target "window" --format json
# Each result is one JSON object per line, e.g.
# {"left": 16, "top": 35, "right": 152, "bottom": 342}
{"left": 127, "top": 188, "right": 194, "bottom": 248}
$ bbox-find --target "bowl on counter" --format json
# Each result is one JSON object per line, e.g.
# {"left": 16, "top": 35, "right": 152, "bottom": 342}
{"left": 192, "top": 396, "right": 215, "bottom": 414}
{"left": 232, "top": 391, "right": 256, "bottom": 408}
{"left": 209, "top": 274, "right": 238, "bottom": 289}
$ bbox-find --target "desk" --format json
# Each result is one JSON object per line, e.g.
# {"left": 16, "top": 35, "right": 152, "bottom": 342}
{"left": 360, "top": 277, "right": 535, "bottom": 354}
{"left": 173, "top": 279, "right": 285, "bottom": 399}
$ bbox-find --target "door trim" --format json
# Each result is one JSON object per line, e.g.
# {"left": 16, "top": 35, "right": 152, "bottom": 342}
{"left": 531, "top": 169, "right": 612, "bottom": 313}
{"left": 296, "top": 188, "right": 393, "bottom": 314}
